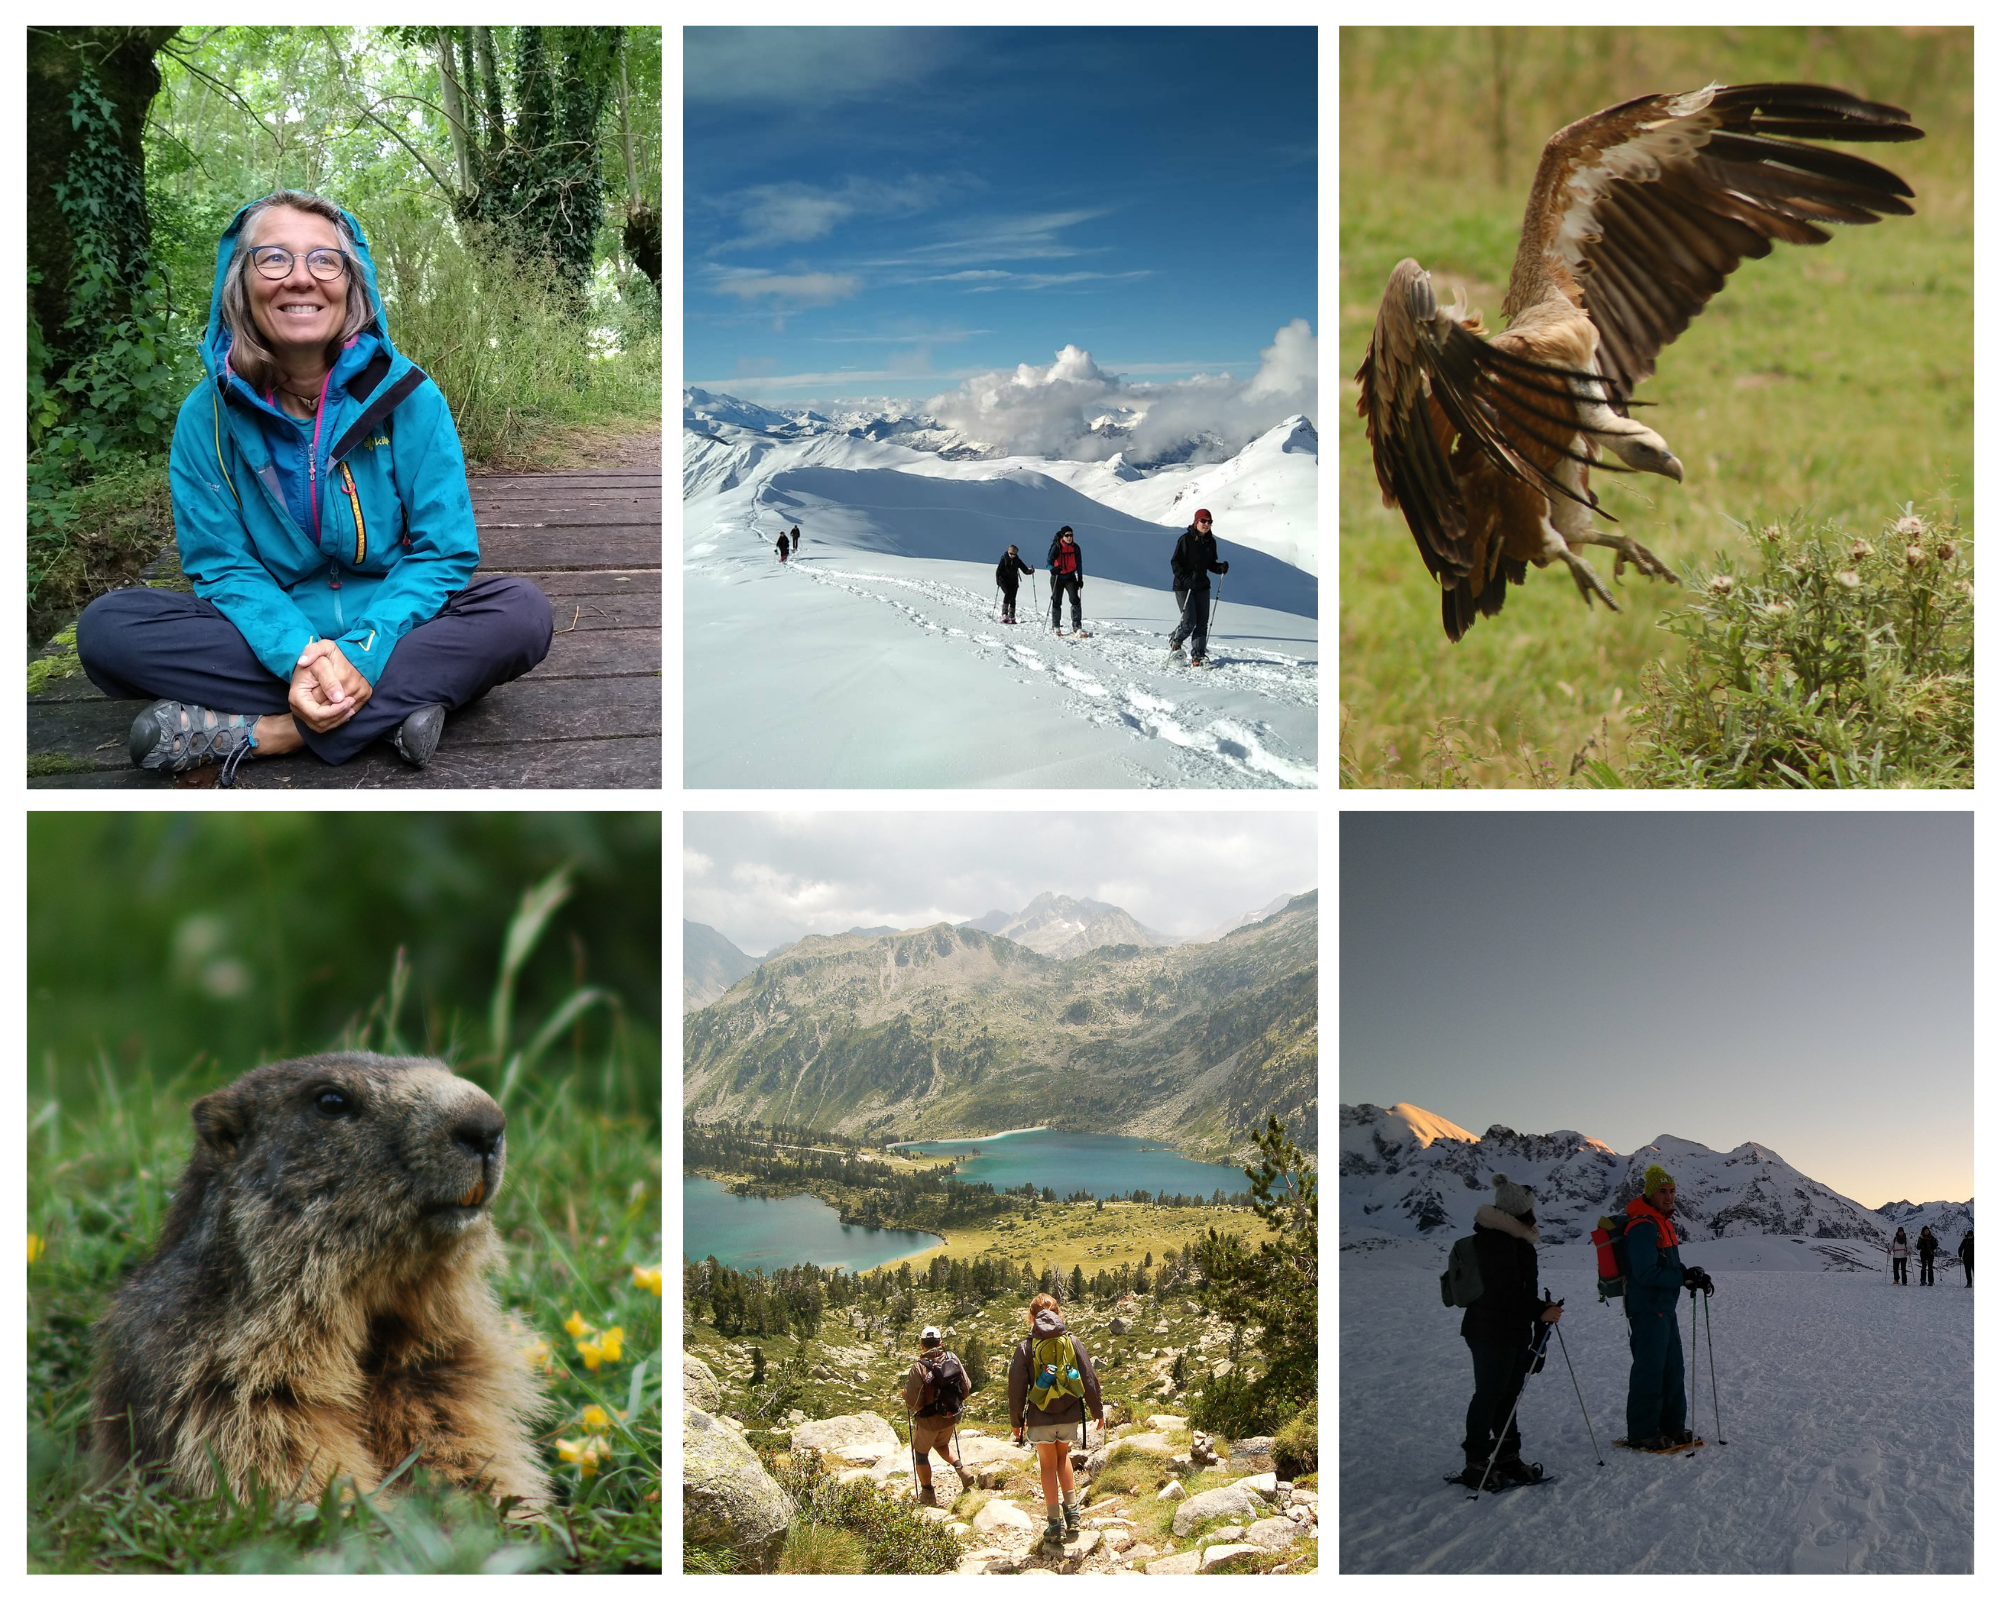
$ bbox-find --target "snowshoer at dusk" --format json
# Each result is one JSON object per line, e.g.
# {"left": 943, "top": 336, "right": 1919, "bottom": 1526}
{"left": 1959, "top": 1229, "right": 1974, "bottom": 1288}
{"left": 996, "top": 544, "right": 1034, "bottom": 624}
{"left": 1622, "top": 1166, "right": 1713, "bottom": 1450}
{"left": 1891, "top": 1227, "right": 1910, "bottom": 1285}
{"left": 1452, "top": 1173, "right": 1563, "bottom": 1487}
{"left": 1918, "top": 1225, "right": 1940, "bottom": 1286}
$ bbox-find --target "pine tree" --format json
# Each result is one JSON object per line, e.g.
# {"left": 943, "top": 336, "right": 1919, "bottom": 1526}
{"left": 750, "top": 1346, "right": 766, "bottom": 1386}
{"left": 1068, "top": 1264, "right": 1086, "bottom": 1304}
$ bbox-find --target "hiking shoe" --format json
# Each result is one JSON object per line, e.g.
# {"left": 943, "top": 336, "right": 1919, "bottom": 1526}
{"left": 1072, "top": 629, "right": 1091, "bottom": 638}
{"left": 1627, "top": 1434, "right": 1672, "bottom": 1452}
{"left": 389, "top": 703, "right": 446, "bottom": 767}
{"left": 1492, "top": 1458, "right": 1544, "bottom": 1485}
{"left": 918, "top": 1484, "right": 939, "bottom": 1507}
{"left": 129, "top": 700, "right": 260, "bottom": 786}
{"left": 1043, "top": 1513, "right": 1065, "bottom": 1544}
{"left": 1062, "top": 1502, "right": 1082, "bottom": 1537}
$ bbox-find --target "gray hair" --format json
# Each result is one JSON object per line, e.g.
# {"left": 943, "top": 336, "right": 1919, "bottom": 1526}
{"left": 218, "top": 191, "right": 374, "bottom": 392}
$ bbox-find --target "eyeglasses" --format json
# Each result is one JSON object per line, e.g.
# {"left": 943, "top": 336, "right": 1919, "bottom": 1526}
{"left": 249, "top": 245, "right": 349, "bottom": 281}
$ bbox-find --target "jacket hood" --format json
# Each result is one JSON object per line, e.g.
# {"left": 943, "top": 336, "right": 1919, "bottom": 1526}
{"left": 201, "top": 196, "right": 396, "bottom": 389}
{"left": 1031, "top": 1308, "right": 1069, "bottom": 1338}
{"left": 1474, "top": 1204, "right": 1540, "bottom": 1245}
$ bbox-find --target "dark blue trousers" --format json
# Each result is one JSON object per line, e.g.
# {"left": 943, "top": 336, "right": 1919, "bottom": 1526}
{"left": 1169, "top": 585, "right": 1211, "bottom": 659}
{"left": 1624, "top": 1303, "right": 1688, "bottom": 1441}
{"left": 75, "top": 575, "right": 553, "bottom": 766}
{"left": 1462, "top": 1336, "right": 1534, "bottom": 1463}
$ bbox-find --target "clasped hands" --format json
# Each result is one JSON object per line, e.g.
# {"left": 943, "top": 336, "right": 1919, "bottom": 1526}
{"left": 289, "top": 639, "right": 371, "bottom": 732}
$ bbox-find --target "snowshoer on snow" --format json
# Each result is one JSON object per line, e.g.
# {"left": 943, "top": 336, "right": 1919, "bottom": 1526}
{"left": 901, "top": 1325, "right": 970, "bottom": 1507}
{"left": 1891, "top": 1226, "right": 1910, "bottom": 1285}
{"left": 1959, "top": 1229, "right": 1973, "bottom": 1288}
{"left": 1166, "top": 509, "right": 1229, "bottom": 667}
{"left": 790, "top": 525, "right": 801, "bottom": 556}
{"left": 1622, "top": 1166, "right": 1712, "bottom": 1450}
{"left": 996, "top": 545, "right": 1034, "bottom": 624}
{"left": 776, "top": 532, "right": 790, "bottom": 563}
{"left": 1918, "top": 1225, "right": 1940, "bottom": 1286}
{"left": 1452, "top": 1174, "right": 1563, "bottom": 1487}
{"left": 1047, "top": 527, "right": 1088, "bottom": 636}
{"left": 1008, "top": 1292, "right": 1103, "bottom": 1545}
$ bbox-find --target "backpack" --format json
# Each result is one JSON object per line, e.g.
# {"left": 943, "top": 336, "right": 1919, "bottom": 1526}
{"left": 1439, "top": 1234, "right": 1485, "bottom": 1307}
{"left": 915, "top": 1350, "right": 968, "bottom": 1416}
{"left": 1592, "top": 1214, "right": 1634, "bottom": 1301}
{"left": 1027, "top": 1332, "right": 1088, "bottom": 1405}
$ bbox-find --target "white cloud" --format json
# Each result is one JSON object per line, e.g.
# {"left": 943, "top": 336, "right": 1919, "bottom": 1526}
{"left": 712, "top": 272, "right": 862, "bottom": 307}
{"left": 925, "top": 319, "right": 1317, "bottom": 462}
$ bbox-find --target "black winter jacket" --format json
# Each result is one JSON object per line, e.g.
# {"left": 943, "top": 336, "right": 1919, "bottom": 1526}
{"left": 996, "top": 551, "right": 1033, "bottom": 590}
{"left": 1459, "top": 1206, "right": 1545, "bottom": 1346}
{"left": 1170, "top": 526, "right": 1227, "bottom": 592}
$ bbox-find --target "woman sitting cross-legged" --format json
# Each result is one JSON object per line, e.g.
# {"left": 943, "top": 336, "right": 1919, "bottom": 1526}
{"left": 75, "top": 190, "right": 552, "bottom": 783}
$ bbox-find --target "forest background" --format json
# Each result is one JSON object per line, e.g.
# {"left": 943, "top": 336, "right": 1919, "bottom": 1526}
{"left": 26, "top": 25, "right": 663, "bottom": 649}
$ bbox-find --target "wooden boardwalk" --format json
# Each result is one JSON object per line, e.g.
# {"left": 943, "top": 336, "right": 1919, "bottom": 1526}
{"left": 27, "top": 467, "right": 661, "bottom": 789}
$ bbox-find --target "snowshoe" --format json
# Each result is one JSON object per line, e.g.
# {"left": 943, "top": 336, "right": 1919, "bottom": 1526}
{"left": 1166, "top": 643, "right": 1184, "bottom": 664}
{"left": 1071, "top": 629, "right": 1091, "bottom": 638}
{"left": 1614, "top": 1435, "right": 1704, "bottom": 1456}
{"left": 1054, "top": 629, "right": 1067, "bottom": 637}
{"left": 1444, "top": 1465, "right": 1556, "bottom": 1493}
{"left": 1492, "top": 1458, "right": 1545, "bottom": 1485}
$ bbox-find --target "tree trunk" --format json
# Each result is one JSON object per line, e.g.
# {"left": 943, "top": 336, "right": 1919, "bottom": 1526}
{"left": 473, "top": 25, "right": 506, "bottom": 153}
{"left": 617, "top": 39, "right": 638, "bottom": 203}
{"left": 26, "top": 25, "right": 179, "bottom": 362}
{"left": 436, "top": 27, "right": 473, "bottom": 193}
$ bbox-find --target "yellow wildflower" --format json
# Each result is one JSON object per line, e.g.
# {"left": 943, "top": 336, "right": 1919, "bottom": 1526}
{"left": 600, "top": 1326, "right": 625, "bottom": 1362}
{"left": 29, "top": 1233, "right": 44, "bottom": 1264}
{"left": 579, "top": 1404, "right": 625, "bottom": 1434}
{"left": 555, "top": 1435, "right": 610, "bottom": 1477}
{"left": 564, "top": 1309, "right": 592, "bottom": 1339}
{"left": 632, "top": 1263, "right": 663, "bottom": 1296}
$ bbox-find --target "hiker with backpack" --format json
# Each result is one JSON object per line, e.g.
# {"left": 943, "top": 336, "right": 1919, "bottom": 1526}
{"left": 1046, "top": 527, "right": 1088, "bottom": 636}
{"left": 1891, "top": 1226, "right": 1910, "bottom": 1285}
{"left": 1007, "top": 1291, "right": 1104, "bottom": 1545}
{"left": 1620, "top": 1166, "right": 1714, "bottom": 1451}
{"left": 1959, "top": 1229, "right": 1973, "bottom": 1289}
{"left": 1446, "top": 1174, "right": 1563, "bottom": 1488}
{"left": 995, "top": 545, "right": 1034, "bottom": 624}
{"left": 901, "top": 1325, "right": 971, "bottom": 1507}
{"left": 1917, "top": 1225, "right": 1940, "bottom": 1286}
{"left": 1165, "top": 509, "right": 1229, "bottom": 667}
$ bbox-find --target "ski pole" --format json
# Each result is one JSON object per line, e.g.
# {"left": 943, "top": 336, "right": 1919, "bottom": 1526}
{"left": 1551, "top": 1318, "right": 1602, "bottom": 1466}
{"left": 1703, "top": 1290, "right": 1725, "bottom": 1444}
{"left": 1209, "top": 571, "right": 1224, "bottom": 634}
{"left": 1688, "top": 1289, "right": 1698, "bottom": 1442}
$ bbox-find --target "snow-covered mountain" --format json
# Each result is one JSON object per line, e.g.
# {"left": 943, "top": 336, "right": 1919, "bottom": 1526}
{"left": 1341, "top": 1101, "right": 1973, "bottom": 1258}
{"left": 1186, "top": 891, "right": 1302, "bottom": 947}
{"left": 953, "top": 892, "right": 1181, "bottom": 959}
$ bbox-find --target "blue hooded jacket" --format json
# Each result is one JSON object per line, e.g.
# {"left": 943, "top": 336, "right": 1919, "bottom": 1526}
{"left": 168, "top": 197, "right": 479, "bottom": 686}
{"left": 1623, "top": 1194, "right": 1687, "bottom": 1317}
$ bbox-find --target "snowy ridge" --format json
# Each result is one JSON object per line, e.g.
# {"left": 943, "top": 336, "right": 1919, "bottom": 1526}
{"left": 1341, "top": 1101, "right": 1972, "bottom": 1254}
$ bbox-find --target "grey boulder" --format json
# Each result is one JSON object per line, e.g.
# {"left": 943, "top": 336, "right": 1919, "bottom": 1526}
{"left": 682, "top": 1404, "right": 795, "bottom": 1571}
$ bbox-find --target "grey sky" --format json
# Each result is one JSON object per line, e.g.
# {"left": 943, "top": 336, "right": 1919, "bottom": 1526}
{"left": 685, "top": 812, "right": 1316, "bottom": 956}
{"left": 1341, "top": 812, "right": 1970, "bottom": 1208}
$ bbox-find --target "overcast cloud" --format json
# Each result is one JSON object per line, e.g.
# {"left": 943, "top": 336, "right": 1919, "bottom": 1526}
{"left": 684, "top": 813, "right": 1316, "bottom": 956}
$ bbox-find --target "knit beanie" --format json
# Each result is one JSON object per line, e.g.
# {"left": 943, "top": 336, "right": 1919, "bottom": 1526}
{"left": 1643, "top": 1163, "right": 1675, "bottom": 1197}
{"left": 1491, "top": 1173, "right": 1534, "bottom": 1218}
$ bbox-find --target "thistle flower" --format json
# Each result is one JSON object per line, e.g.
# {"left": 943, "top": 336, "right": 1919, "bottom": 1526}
{"left": 1849, "top": 539, "right": 1872, "bottom": 561}
{"left": 1906, "top": 545, "right": 1927, "bottom": 568}
{"left": 1835, "top": 571, "right": 1861, "bottom": 589}
{"left": 1708, "top": 574, "right": 1735, "bottom": 597}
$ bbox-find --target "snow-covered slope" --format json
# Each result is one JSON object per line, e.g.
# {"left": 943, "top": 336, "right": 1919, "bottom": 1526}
{"left": 683, "top": 411, "right": 1318, "bottom": 789}
{"left": 954, "top": 892, "right": 1180, "bottom": 958}
{"left": 1341, "top": 1101, "right": 1972, "bottom": 1253}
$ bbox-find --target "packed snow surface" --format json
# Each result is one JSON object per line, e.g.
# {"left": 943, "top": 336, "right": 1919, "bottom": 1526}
{"left": 1341, "top": 1243, "right": 1972, "bottom": 1572}
{"left": 684, "top": 418, "right": 1317, "bottom": 787}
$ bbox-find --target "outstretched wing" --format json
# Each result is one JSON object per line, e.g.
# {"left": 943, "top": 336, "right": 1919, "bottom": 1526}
{"left": 1509, "top": 82, "right": 1922, "bottom": 405}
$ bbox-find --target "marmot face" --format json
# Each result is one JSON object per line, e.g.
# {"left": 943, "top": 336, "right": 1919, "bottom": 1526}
{"left": 187, "top": 1053, "right": 508, "bottom": 1274}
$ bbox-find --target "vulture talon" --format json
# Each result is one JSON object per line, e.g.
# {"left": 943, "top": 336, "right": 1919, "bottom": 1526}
{"left": 1356, "top": 81, "right": 1921, "bottom": 640}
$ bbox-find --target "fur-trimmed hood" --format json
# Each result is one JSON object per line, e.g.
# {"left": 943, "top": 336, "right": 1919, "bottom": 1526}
{"left": 1475, "top": 1203, "right": 1540, "bottom": 1245}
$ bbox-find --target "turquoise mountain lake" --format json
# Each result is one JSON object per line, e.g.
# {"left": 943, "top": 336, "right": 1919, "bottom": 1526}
{"left": 890, "top": 1129, "right": 1252, "bottom": 1200}
{"left": 683, "top": 1176, "right": 938, "bottom": 1272}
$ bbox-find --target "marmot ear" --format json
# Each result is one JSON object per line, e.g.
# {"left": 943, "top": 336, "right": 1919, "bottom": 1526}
{"left": 191, "top": 1087, "right": 249, "bottom": 1158}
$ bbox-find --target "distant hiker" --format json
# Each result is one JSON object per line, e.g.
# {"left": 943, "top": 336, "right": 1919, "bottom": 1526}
{"left": 1166, "top": 509, "right": 1230, "bottom": 667}
{"left": 1621, "top": 1166, "right": 1712, "bottom": 1450}
{"left": 776, "top": 532, "right": 790, "bottom": 564}
{"left": 1452, "top": 1174, "right": 1563, "bottom": 1487}
{"left": 790, "top": 525, "right": 801, "bottom": 555}
{"left": 1918, "top": 1225, "right": 1940, "bottom": 1286}
{"left": 1958, "top": 1229, "right": 1973, "bottom": 1288}
{"left": 1891, "top": 1226, "right": 1910, "bottom": 1285}
{"left": 901, "top": 1325, "right": 970, "bottom": 1507}
{"left": 1008, "top": 1291, "right": 1103, "bottom": 1544}
{"left": 996, "top": 545, "right": 1034, "bottom": 624}
{"left": 1047, "top": 527, "right": 1088, "bottom": 637}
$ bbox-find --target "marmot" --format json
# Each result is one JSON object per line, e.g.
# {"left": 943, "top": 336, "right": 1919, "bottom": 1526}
{"left": 93, "top": 1052, "right": 552, "bottom": 1505}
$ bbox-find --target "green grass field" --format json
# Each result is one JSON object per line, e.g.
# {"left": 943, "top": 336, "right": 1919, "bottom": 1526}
{"left": 28, "top": 1057, "right": 662, "bottom": 1573}
{"left": 1339, "top": 27, "right": 1972, "bottom": 785}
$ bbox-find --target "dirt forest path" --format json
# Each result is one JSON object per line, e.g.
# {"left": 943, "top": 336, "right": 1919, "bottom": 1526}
{"left": 27, "top": 427, "right": 661, "bottom": 789}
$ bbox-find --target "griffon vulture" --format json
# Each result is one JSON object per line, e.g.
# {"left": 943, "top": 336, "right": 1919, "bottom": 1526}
{"left": 1357, "top": 83, "right": 1923, "bottom": 641}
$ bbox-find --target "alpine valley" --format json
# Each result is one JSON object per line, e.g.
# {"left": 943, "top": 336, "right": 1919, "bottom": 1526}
{"left": 683, "top": 892, "right": 1317, "bottom": 1166}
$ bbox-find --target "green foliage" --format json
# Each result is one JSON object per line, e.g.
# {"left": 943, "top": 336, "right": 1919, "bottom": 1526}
{"left": 1272, "top": 1399, "right": 1318, "bottom": 1479}
{"left": 1188, "top": 1118, "right": 1317, "bottom": 1435}
{"left": 1340, "top": 26, "right": 1973, "bottom": 785}
{"left": 28, "top": 904, "right": 663, "bottom": 1573}
{"left": 1090, "top": 1442, "right": 1170, "bottom": 1500}
{"left": 777, "top": 1522, "right": 868, "bottom": 1574}
{"left": 1623, "top": 506, "right": 1972, "bottom": 786}
{"left": 772, "top": 1450, "right": 962, "bottom": 1576}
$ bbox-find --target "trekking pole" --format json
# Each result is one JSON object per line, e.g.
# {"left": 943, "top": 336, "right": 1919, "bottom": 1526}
{"left": 1209, "top": 571, "right": 1224, "bottom": 634}
{"left": 1703, "top": 1290, "right": 1725, "bottom": 1444}
{"left": 1688, "top": 1290, "right": 1699, "bottom": 1441}
{"left": 1551, "top": 1320, "right": 1603, "bottom": 1466}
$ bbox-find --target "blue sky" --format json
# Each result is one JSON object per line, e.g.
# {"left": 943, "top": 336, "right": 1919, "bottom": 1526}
{"left": 1340, "top": 813, "right": 1970, "bottom": 1208}
{"left": 684, "top": 26, "right": 1317, "bottom": 427}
